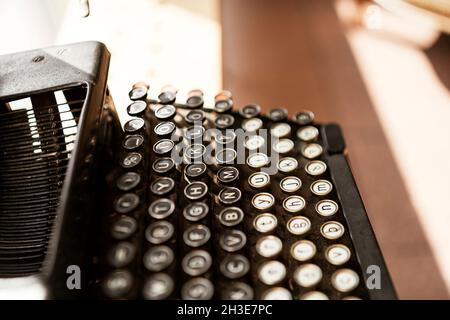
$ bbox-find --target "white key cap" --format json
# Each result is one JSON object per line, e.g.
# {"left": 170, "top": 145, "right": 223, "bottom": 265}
{"left": 331, "top": 269, "right": 360, "bottom": 292}
{"left": 283, "top": 195, "right": 306, "bottom": 213}
{"left": 305, "top": 160, "right": 327, "bottom": 176}
{"left": 293, "top": 264, "right": 323, "bottom": 287}
{"left": 297, "top": 126, "right": 319, "bottom": 141}
{"left": 302, "top": 143, "right": 323, "bottom": 159}
{"left": 315, "top": 199, "right": 339, "bottom": 217}
{"left": 291, "top": 240, "right": 316, "bottom": 262}
{"left": 287, "top": 216, "right": 311, "bottom": 235}
{"left": 258, "top": 260, "right": 286, "bottom": 285}
{"left": 310, "top": 179, "right": 333, "bottom": 196}
{"left": 320, "top": 221, "right": 345, "bottom": 240}
{"left": 252, "top": 193, "right": 275, "bottom": 210}
{"left": 325, "top": 244, "right": 351, "bottom": 266}
{"left": 280, "top": 176, "right": 302, "bottom": 193}
{"left": 256, "top": 235, "right": 283, "bottom": 258}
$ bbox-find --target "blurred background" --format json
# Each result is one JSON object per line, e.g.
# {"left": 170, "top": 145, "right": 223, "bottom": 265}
{"left": 0, "top": 0, "right": 449, "bottom": 299}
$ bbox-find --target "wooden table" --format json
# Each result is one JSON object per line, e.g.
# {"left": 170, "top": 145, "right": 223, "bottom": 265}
{"left": 221, "top": 0, "right": 449, "bottom": 299}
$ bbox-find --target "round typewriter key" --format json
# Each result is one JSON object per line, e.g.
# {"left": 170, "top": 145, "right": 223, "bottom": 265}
{"left": 300, "top": 291, "right": 329, "bottom": 300}
{"left": 270, "top": 123, "right": 291, "bottom": 138}
{"left": 215, "top": 90, "right": 233, "bottom": 100}
{"left": 186, "top": 96, "right": 204, "bottom": 109}
{"left": 215, "top": 114, "right": 235, "bottom": 129}
{"left": 102, "top": 270, "right": 133, "bottom": 298}
{"left": 143, "top": 245, "right": 174, "bottom": 272}
{"left": 283, "top": 195, "right": 306, "bottom": 213}
{"left": 302, "top": 143, "right": 323, "bottom": 159}
{"left": 268, "top": 107, "right": 288, "bottom": 122}
{"left": 184, "top": 181, "right": 208, "bottom": 200}
{"left": 242, "top": 118, "right": 263, "bottom": 132}
{"left": 325, "top": 244, "right": 351, "bottom": 266}
{"left": 148, "top": 199, "right": 175, "bottom": 219}
{"left": 320, "top": 221, "right": 345, "bottom": 240}
{"left": 287, "top": 216, "right": 311, "bottom": 235}
{"left": 185, "top": 110, "right": 205, "bottom": 124}
{"left": 277, "top": 157, "right": 298, "bottom": 173}
{"left": 184, "top": 144, "right": 206, "bottom": 162}
{"left": 218, "top": 207, "right": 244, "bottom": 227}
{"left": 248, "top": 172, "right": 270, "bottom": 189}
{"left": 127, "top": 100, "right": 147, "bottom": 116}
{"left": 280, "top": 176, "right": 302, "bottom": 193}
{"left": 216, "top": 130, "right": 236, "bottom": 145}
{"left": 253, "top": 213, "right": 278, "bottom": 233}
{"left": 244, "top": 135, "right": 265, "bottom": 150}
{"left": 116, "top": 172, "right": 141, "bottom": 191}
{"left": 158, "top": 91, "right": 176, "bottom": 105}
{"left": 305, "top": 160, "right": 327, "bottom": 176}
{"left": 217, "top": 167, "right": 239, "bottom": 184}
{"left": 154, "top": 121, "right": 176, "bottom": 136}
{"left": 342, "top": 296, "right": 362, "bottom": 300}
{"left": 145, "top": 221, "right": 174, "bottom": 244}
{"left": 185, "top": 163, "right": 207, "bottom": 179}
{"left": 150, "top": 177, "right": 175, "bottom": 196}
{"left": 261, "top": 287, "right": 292, "bottom": 300}
{"left": 108, "top": 241, "right": 136, "bottom": 268}
{"left": 293, "top": 263, "right": 322, "bottom": 287}
{"left": 182, "top": 250, "right": 212, "bottom": 276}
{"left": 222, "top": 282, "right": 254, "bottom": 300}
{"left": 218, "top": 187, "right": 241, "bottom": 205}
{"left": 239, "top": 104, "right": 261, "bottom": 118}
{"left": 142, "top": 273, "right": 174, "bottom": 300}
{"left": 124, "top": 118, "right": 145, "bottom": 133}
{"left": 331, "top": 269, "right": 360, "bottom": 293}
{"left": 114, "top": 193, "right": 140, "bottom": 214}
{"left": 111, "top": 216, "right": 137, "bottom": 240}
{"left": 252, "top": 192, "right": 275, "bottom": 210}
{"left": 184, "top": 126, "right": 205, "bottom": 140}
{"left": 219, "top": 229, "right": 247, "bottom": 252}
{"left": 294, "top": 110, "right": 315, "bottom": 125}
{"left": 123, "top": 134, "right": 144, "bottom": 150}
{"left": 291, "top": 240, "right": 316, "bottom": 262}
{"left": 152, "top": 157, "right": 175, "bottom": 174}
{"left": 220, "top": 254, "right": 250, "bottom": 279}
{"left": 311, "top": 179, "right": 333, "bottom": 196}
{"left": 181, "top": 277, "right": 214, "bottom": 300}
{"left": 121, "top": 152, "right": 142, "bottom": 169}
{"left": 183, "top": 202, "right": 209, "bottom": 222}
{"left": 247, "top": 153, "right": 269, "bottom": 168}
{"left": 129, "top": 85, "right": 148, "bottom": 101}
{"left": 216, "top": 148, "right": 237, "bottom": 164}
{"left": 273, "top": 138, "right": 294, "bottom": 154}
{"left": 154, "top": 104, "right": 176, "bottom": 120}
{"left": 316, "top": 199, "right": 339, "bottom": 217}
{"left": 153, "top": 139, "right": 175, "bottom": 155}
{"left": 256, "top": 235, "right": 283, "bottom": 258}
{"left": 183, "top": 225, "right": 211, "bottom": 248}
{"left": 258, "top": 260, "right": 286, "bottom": 285}
{"left": 297, "top": 126, "right": 319, "bottom": 142}
{"left": 215, "top": 98, "right": 233, "bottom": 113}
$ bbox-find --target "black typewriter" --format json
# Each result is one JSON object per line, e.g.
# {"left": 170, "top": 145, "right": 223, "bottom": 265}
{"left": 0, "top": 42, "right": 396, "bottom": 300}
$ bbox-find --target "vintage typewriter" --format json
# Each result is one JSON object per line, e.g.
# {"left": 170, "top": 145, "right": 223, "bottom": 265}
{"left": 0, "top": 42, "right": 396, "bottom": 300}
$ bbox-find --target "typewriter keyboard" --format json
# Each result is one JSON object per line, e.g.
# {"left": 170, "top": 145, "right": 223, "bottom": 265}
{"left": 98, "top": 84, "right": 369, "bottom": 300}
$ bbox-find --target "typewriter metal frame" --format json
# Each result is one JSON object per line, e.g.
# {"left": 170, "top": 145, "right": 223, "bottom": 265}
{"left": 0, "top": 42, "right": 396, "bottom": 299}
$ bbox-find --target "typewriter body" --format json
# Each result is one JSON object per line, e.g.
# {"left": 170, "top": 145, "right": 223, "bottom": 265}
{"left": 0, "top": 42, "right": 396, "bottom": 300}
